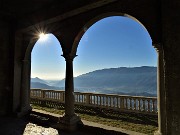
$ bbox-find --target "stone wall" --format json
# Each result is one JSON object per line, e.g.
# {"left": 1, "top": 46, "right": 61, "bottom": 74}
{"left": 0, "top": 20, "right": 14, "bottom": 115}
{"left": 162, "top": 1, "right": 180, "bottom": 134}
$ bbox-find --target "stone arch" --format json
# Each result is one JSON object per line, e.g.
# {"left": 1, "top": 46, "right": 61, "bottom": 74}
{"left": 71, "top": 12, "right": 165, "bottom": 134}
{"left": 19, "top": 32, "right": 63, "bottom": 116}
{"left": 71, "top": 12, "right": 156, "bottom": 56}
{"left": 24, "top": 33, "right": 62, "bottom": 61}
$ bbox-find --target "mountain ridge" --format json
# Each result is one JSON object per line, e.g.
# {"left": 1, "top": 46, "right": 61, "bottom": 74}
{"left": 30, "top": 66, "right": 157, "bottom": 96}
{"left": 54, "top": 66, "right": 157, "bottom": 95}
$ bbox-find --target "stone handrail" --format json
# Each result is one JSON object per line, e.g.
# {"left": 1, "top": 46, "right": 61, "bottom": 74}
{"left": 30, "top": 89, "right": 157, "bottom": 115}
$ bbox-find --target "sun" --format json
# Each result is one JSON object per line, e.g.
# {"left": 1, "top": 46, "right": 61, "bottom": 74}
{"left": 39, "top": 33, "right": 47, "bottom": 41}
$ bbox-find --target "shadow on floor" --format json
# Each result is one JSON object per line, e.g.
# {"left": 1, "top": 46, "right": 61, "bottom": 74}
{"left": 0, "top": 116, "right": 29, "bottom": 135}
{"left": 0, "top": 115, "right": 128, "bottom": 135}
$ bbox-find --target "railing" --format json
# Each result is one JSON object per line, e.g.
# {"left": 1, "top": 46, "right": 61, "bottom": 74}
{"left": 30, "top": 89, "right": 158, "bottom": 115}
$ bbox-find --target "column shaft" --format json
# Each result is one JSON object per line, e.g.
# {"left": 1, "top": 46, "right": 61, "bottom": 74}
{"left": 64, "top": 57, "right": 75, "bottom": 116}
{"left": 156, "top": 49, "right": 167, "bottom": 135}
{"left": 59, "top": 54, "right": 81, "bottom": 131}
{"left": 19, "top": 60, "right": 31, "bottom": 116}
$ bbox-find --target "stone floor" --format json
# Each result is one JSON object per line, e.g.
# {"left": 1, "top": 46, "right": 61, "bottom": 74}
{"left": 0, "top": 116, "right": 93, "bottom": 135}
{"left": 0, "top": 111, "right": 145, "bottom": 135}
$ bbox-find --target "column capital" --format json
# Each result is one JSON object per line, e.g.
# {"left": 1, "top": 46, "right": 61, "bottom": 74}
{"left": 152, "top": 43, "right": 162, "bottom": 53}
{"left": 22, "top": 59, "right": 31, "bottom": 64}
{"left": 62, "top": 54, "right": 77, "bottom": 61}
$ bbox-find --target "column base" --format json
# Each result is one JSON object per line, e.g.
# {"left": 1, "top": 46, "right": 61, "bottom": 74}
{"left": 16, "top": 105, "right": 32, "bottom": 117}
{"left": 154, "top": 130, "right": 162, "bottom": 135}
{"left": 57, "top": 113, "right": 82, "bottom": 131}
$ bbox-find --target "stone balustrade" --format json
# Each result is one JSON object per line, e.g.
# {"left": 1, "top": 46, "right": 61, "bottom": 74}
{"left": 30, "top": 89, "right": 157, "bottom": 115}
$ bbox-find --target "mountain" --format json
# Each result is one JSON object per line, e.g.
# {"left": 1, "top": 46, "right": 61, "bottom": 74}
{"left": 31, "top": 77, "right": 64, "bottom": 90}
{"left": 55, "top": 66, "right": 157, "bottom": 96}
{"left": 31, "top": 77, "right": 48, "bottom": 84}
{"left": 31, "top": 82, "right": 64, "bottom": 90}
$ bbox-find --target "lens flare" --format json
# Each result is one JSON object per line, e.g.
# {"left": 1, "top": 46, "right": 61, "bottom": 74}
{"left": 39, "top": 33, "right": 47, "bottom": 41}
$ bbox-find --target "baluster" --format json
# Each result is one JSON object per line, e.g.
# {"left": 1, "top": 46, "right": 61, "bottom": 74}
{"left": 148, "top": 99, "right": 150, "bottom": 112}
{"left": 93, "top": 95, "right": 95, "bottom": 105}
{"left": 100, "top": 96, "right": 102, "bottom": 106}
{"left": 126, "top": 98, "right": 128, "bottom": 109}
{"left": 116, "top": 97, "right": 119, "bottom": 108}
{"left": 110, "top": 96, "right": 112, "bottom": 107}
{"left": 134, "top": 99, "right": 136, "bottom": 111}
{"left": 47, "top": 91, "right": 48, "bottom": 98}
{"left": 63, "top": 91, "right": 65, "bottom": 102}
{"left": 81, "top": 94, "right": 83, "bottom": 103}
{"left": 155, "top": 99, "right": 157, "bottom": 113}
{"left": 94, "top": 95, "right": 96, "bottom": 105}
{"left": 129, "top": 98, "right": 132, "bottom": 110}
{"left": 89, "top": 94, "right": 91, "bottom": 104}
{"left": 112, "top": 96, "right": 114, "bottom": 108}
{"left": 56, "top": 92, "right": 58, "bottom": 100}
{"left": 48, "top": 91, "right": 50, "bottom": 99}
{"left": 120, "top": 97, "right": 124, "bottom": 109}
{"left": 77, "top": 94, "right": 79, "bottom": 102}
{"left": 94, "top": 95, "right": 95, "bottom": 105}
{"left": 79, "top": 94, "right": 80, "bottom": 102}
{"left": 60, "top": 92, "right": 63, "bottom": 102}
{"left": 113, "top": 97, "right": 115, "bottom": 108}
{"left": 96, "top": 95, "right": 98, "bottom": 105}
{"left": 102, "top": 96, "right": 104, "bottom": 106}
{"left": 41, "top": 90, "right": 45, "bottom": 99}
{"left": 106, "top": 96, "right": 108, "bottom": 107}
{"left": 142, "top": 99, "right": 146, "bottom": 112}
{"left": 85, "top": 94, "right": 90, "bottom": 105}
{"left": 132, "top": 98, "right": 134, "bottom": 110}
{"left": 138, "top": 98, "right": 140, "bottom": 111}
{"left": 58, "top": 92, "right": 60, "bottom": 100}
{"left": 75, "top": 94, "right": 77, "bottom": 102}
{"left": 83, "top": 94, "right": 85, "bottom": 103}
{"left": 152, "top": 99, "right": 155, "bottom": 113}
{"left": 97, "top": 95, "right": 98, "bottom": 105}
{"left": 112, "top": 97, "right": 116, "bottom": 108}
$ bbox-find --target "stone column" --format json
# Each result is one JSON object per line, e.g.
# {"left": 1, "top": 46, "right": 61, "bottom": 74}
{"left": 18, "top": 59, "right": 32, "bottom": 117}
{"left": 154, "top": 44, "right": 167, "bottom": 135}
{"left": 59, "top": 54, "right": 81, "bottom": 131}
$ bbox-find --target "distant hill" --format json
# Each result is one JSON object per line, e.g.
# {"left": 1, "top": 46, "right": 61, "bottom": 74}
{"left": 31, "top": 77, "right": 64, "bottom": 90}
{"left": 31, "top": 77, "right": 48, "bottom": 84}
{"left": 55, "top": 66, "right": 157, "bottom": 96}
{"left": 31, "top": 82, "right": 64, "bottom": 90}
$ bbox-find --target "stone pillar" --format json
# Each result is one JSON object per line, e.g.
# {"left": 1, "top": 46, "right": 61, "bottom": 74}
{"left": 18, "top": 59, "right": 32, "bottom": 117}
{"left": 154, "top": 44, "right": 167, "bottom": 135}
{"left": 59, "top": 54, "right": 81, "bottom": 131}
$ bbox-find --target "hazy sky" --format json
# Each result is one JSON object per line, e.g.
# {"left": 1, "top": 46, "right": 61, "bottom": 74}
{"left": 31, "top": 16, "right": 157, "bottom": 80}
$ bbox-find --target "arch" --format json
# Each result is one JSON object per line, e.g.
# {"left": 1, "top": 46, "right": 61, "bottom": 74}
{"left": 20, "top": 33, "right": 64, "bottom": 115}
{"left": 72, "top": 12, "right": 165, "bottom": 134}
{"left": 24, "top": 33, "right": 62, "bottom": 61}
{"left": 71, "top": 12, "right": 153, "bottom": 56}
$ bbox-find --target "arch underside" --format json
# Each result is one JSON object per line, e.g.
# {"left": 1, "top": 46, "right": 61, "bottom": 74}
{"left": 16, "top": 0, "right": 165, "bottom": 134}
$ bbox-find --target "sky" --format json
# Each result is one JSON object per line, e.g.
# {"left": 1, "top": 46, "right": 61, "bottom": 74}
{"left": 31, "top": 16, "right": 157, "bottom": 80}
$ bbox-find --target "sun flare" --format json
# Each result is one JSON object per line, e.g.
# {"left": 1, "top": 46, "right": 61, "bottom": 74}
{"left": 39, "top": 33, "right": 47, "bottom": 41}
